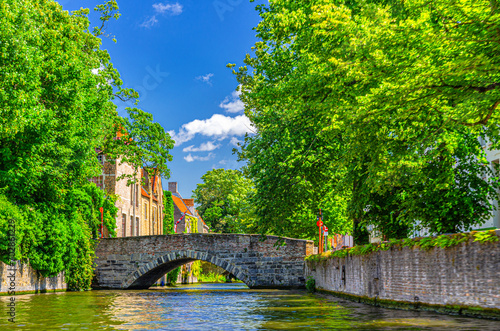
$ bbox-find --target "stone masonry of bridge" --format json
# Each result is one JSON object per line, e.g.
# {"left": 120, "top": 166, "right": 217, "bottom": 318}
{"left": 94, "top": 234, "right": 314, "bottom": 289}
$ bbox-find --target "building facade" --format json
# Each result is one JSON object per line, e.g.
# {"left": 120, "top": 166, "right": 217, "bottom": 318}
{"left": 140, "top": 169, "right": 164, "bottom": 236}
{"left": 481, "top": 141, "right": 500, "bottom": 230}
{"left": 168, "top": 182, "right": 209, "bottom": 234}
{"left": 90, "top": 154, "right": 164, "bottom": 238}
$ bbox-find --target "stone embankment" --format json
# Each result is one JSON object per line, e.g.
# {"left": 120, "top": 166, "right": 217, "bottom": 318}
{"left": 0, "top": 261, "right": 66, "bottom": 296}
{"left": 306, "top": 230, "right": 500, "bottom": 319}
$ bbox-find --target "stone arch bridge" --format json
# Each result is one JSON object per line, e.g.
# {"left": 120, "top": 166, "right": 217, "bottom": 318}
{"left": 94, "top": 234, "right": 314, "bottom": 289}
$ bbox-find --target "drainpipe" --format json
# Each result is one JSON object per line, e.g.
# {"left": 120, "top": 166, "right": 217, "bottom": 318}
{"left": 132, "top": 180, "right": 136, "bottom": 236}
{"left": 99, "top": 207, "right": 104, "bottom": 238}
{"left": 150, "top": 173, "right": 153, "bottom": 235}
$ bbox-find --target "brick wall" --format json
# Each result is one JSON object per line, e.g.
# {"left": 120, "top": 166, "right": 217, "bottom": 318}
{"left": 0, "top": 261, "right": 66, "bottom": 295}
{"left": 305, "top": 231, "right": 500, "bottom": 317}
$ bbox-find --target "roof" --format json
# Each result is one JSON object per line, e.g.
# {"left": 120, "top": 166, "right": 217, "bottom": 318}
{"left": 141, "top": 187, "right": 158, "bottom": 202}
{"left": 151, "top": 172, "right": 162, "bottom": 195}
{"left": 172, "top": 195, "right": 194, "bottom": 216}
{"left": 195, "top": 209, "right": 207, "bottom": 227}
{"left": 141, "top": 168, "right": 161, "bottom": 202}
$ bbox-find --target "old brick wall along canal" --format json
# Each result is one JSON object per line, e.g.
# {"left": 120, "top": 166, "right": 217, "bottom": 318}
{"left": 1, "top": 283, "right": 499, "bottom": 330}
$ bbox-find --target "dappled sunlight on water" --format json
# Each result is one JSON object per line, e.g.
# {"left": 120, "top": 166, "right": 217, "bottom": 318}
{"left": 1, "top": 283, "right": 498, "bottom": 330}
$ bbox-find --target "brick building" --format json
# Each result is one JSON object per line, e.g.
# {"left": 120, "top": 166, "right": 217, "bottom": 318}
{"left": 168, "top": 182, "right": 209, "bottom": 234}
{"left": 140, "top": 169, "right": 164, "bottom": 236}
{"left": 90, "top": 154, "right": 164, "bottom": 238}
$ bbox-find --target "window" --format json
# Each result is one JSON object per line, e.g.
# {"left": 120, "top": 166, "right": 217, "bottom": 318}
{"left": 122, "top": 214, "right": 127, "bottom": 237}
{"left": 97, "top": 154, "right": 105, "bottom": 164}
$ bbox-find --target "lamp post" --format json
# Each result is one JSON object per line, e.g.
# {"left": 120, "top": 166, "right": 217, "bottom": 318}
{"left": 323, "top": 225, "right": 329, "bottom": 252}
{"left": 99, "top": 207, "right": 104, "bottom": 238}
{"left": 317, "top": 209, "right": 323, "bottom": 254}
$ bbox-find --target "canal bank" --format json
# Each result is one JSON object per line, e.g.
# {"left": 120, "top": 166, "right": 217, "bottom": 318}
{"left": 2, "top": 231, "right": 499, "bottom": 322}
{"left": 305, "top": 230, "right": 500, "bottom": 320}
{"left": 2, "top": 282, "right": 500, "bottom": 330}
{"left": 0, "top": 261, "right": 66, "bottom": 296}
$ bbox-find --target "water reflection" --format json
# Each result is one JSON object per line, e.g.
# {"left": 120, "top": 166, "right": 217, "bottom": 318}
{"left": 0, "top": 283, "right": 498, "bottom": 330}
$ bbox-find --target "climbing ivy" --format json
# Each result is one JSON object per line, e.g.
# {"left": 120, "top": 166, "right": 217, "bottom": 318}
{"left": 306, "top": 276, "right": 316, "bottom": 293}
{"left": 185, "top": 215, "right": 198, "bottom": 234}
{"left": 166, "top": 267, "right": 181, "bottom": 285}
{"left": 0, "top": 194, "right": 26, "bottom": 262}
{"left": 0, "top": 183, "right": 117, "bottom": 290}
{"left": 472, "top": 230, "right": 500, "bottom": 244}
{"left": 305, "top": 230, "right": 499, "bottom": 263}
{"left": 191, "top": 261, "right": 202, "bottom": 279}
{"left": 163, "top": 191, "right": 175, "bottom": 234}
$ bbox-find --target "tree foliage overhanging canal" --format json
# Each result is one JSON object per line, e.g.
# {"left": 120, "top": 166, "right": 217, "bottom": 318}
{"left": 0, "top": 0, "right": 174, "bottom": 290}
{"left": 230, "top": 0, "right": 500, "bottom": 242}
{"left": 2, "top": 0, "right": 500, "bottom": 291}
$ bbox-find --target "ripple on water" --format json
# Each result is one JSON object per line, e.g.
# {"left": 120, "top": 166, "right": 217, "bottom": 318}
{"left": 1, "top": 283, "right": 499, "bottom": 330}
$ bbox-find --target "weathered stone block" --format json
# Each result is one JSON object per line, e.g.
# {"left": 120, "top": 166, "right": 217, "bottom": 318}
{"left": 306, "top": 232, "right": 500, "bottom": 317}
{"left": 93, "top": 234, "right": 313, "bottom": 289}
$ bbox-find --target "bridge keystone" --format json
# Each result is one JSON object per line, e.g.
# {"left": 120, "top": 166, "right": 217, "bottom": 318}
{"left": 93, "top": 234, "right": 313, "bottom": 290}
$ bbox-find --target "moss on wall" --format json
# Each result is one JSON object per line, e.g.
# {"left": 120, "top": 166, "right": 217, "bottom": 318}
{"left": 316, "top": 289, "right": 500, "bottom": 320}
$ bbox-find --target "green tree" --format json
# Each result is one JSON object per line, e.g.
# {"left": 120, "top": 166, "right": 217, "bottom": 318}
{"left": 193, "top": 169, "right": 256, "bottom": 234}
{"left": 232, "top": 0, "right": 499, "bottom": 241}
{"left": 0, "top": 0, "right": 173, "bottom": 289}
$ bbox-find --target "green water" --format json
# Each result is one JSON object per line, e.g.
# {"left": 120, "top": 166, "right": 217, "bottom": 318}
{"left": 1, "top": 283, "right": 498, "bottom": 330}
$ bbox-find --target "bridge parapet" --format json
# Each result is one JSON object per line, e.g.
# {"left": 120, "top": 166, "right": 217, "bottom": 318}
{"left": 94, "top": 234, "right": 314, "bottom": 289}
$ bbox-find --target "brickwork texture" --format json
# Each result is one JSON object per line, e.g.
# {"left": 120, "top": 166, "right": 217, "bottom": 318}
{"left": 0, "top": 261, "right": 66, "bottom": 295}
{"left": 306, "top": 232, "right": 500, "bottom": 314}
{"left": 94, "top": 234, "right": 314, "bottom": 289}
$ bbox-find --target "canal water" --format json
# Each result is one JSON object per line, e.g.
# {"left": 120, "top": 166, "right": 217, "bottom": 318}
{"left": 1, "top": 283, "right": 499, "bottom": 330}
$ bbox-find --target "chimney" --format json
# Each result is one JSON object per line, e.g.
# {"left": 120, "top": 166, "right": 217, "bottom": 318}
{"left": 168, "top": 182, "right": 178, "bottom": 194}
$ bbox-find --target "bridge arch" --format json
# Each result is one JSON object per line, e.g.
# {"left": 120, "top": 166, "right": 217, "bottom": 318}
{"left": 122, "top": 250, "right": 252, "bottom": 289}
{"left": 94, "top": 234, "right": 313, "bottom": 289}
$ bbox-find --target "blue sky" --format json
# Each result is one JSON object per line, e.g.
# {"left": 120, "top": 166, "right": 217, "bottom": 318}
{"left": 60, "top": 0, "right": 261, "bottom": 199}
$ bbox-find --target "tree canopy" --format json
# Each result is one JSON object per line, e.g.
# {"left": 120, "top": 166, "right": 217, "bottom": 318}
{"left": 232, "top": 0, "right": 500, "bottom": 241}
{"left": 0, "top": 0, "right": 173, "bottom": 289}
{"left": 193, "top": 169, "right": 256, "bottom": 234}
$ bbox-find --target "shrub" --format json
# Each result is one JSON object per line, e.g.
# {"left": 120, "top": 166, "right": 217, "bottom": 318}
{"left": 306, "top": 276, "right": 316, "bottom": 293}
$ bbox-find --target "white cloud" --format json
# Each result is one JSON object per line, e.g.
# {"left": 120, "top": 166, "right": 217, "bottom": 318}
{"left": 153, "top": 2, "right": 183, "bottom": 15}
{"left": 140, "top": 16, "right": 158, "bottom": 28}
{"left": 182, "top": 141, "right": 221, "bottom": 152}
{"left": 169, "top": 114, "right": 253, "bottom": 146}
{"left": 230, "top": 137, "right": 242, "bottom": 147}
{"left": 220, "top": 88, "right": 244, "bottom": 113}
{"left": 213, "top": 159, "right": 239, "bottom": 170}
{"left": 184, "top": 153, "right": 215, "bottom": 162}
{"left": 196, "top": 73, "right": 214, "bottom": 85}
